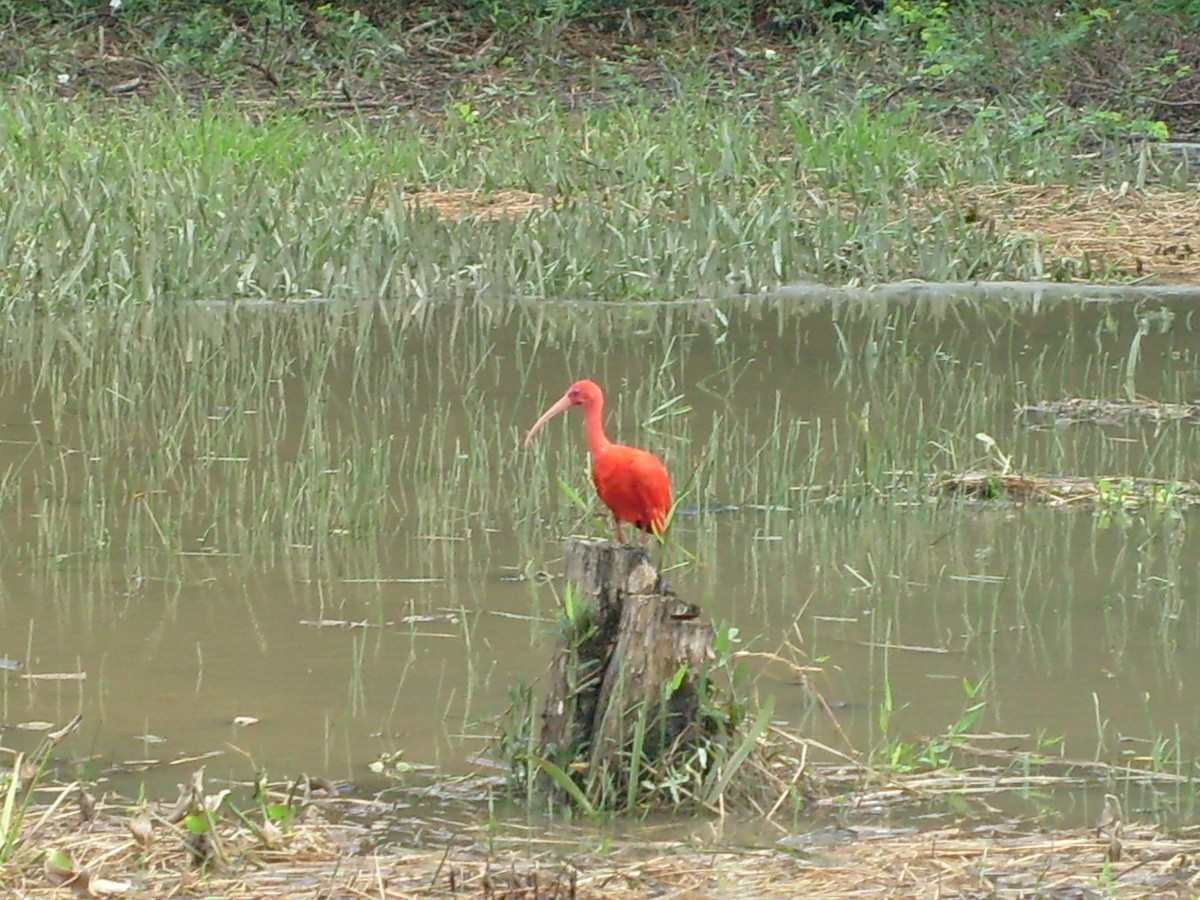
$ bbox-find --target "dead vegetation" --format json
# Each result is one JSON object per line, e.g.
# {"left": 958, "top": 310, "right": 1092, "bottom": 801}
{"left": 963, "top": 182, "right": 1200, "bottom": 283}
{"left": 6, "top": 725, "right": 1200, "bottom": 899}
{"left": 1020, "top": 397, "right": 1200, "bottom": 425}
{"left": 398, "top": 189, "right": 551, "bottom": 221}
{"left": 933, "top": 470, "right": 1200, "bottom": 510}
{"left": 3, "top": 774, "right": 1199, "bottom": 899}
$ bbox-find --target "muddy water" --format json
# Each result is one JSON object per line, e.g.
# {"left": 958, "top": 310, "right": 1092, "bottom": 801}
{"left": 2, "top": 289, "right": 1199, "bottom": 827}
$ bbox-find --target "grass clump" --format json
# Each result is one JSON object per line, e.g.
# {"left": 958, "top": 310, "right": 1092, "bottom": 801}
{"left": 0, "top": 716, "right": 80, "bottom": 867}
{"left": 495, "top": 539, "right": 824, "bottom": 819}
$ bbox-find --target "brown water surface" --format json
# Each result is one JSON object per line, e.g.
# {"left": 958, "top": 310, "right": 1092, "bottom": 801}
{"left": 1, "top": 289, "right": 1198, "bottom": 829}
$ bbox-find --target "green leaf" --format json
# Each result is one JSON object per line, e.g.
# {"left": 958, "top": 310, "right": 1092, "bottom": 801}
{"left": 264, "top": 803, "right": 291, "bottom": 823}
{"left": 644, "top": 393, "right": 690, "bottom": 426}
{"left": 183, "top": 813, "right": 210, "bottom": 835}
{"left": 524, "top": 754, "right": 600, "bottom": 824}
{"left": 668, "top": 663, "right": 689, "bottom": 694}
{"left": 703, "top": 695, "right": 775, "bottom": 805}
{"left": 556, "top": 477, "right": 589, "bottom": 512}
{"left": 43, "top": 848, "right": 76, "bottom": 884}
{"left": 626, "top": 704, "right": 649, "bottom": 811}
{"left": 561, "top": 583, "right": 581, "bottom": 624}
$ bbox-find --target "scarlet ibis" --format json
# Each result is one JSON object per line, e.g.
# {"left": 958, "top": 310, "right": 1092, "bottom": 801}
{"left": 525, "top": 379, "right": 672, "bottom": 545}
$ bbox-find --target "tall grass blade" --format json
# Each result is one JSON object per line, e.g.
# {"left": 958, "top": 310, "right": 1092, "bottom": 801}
{"left": 703, "top": 695, "right": 775, "bottom": 806}
{"left": 525, "top": 754, "right": 602, "bottom": 824}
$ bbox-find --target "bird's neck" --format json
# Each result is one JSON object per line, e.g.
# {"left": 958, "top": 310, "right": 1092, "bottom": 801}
{"left": 581, "top": 401, "right": 611, "bottom": 457}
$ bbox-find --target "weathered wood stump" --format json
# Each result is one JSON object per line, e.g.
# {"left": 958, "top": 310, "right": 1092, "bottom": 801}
{"left": 539, "top": 539, "right": 714, "bottom": 803}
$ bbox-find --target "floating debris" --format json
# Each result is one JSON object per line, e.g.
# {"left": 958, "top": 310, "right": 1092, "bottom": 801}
{"left": 675, "top": 503, "right": 742, "bottom": 515}
{"left": 168, "top": 749, "right": 224, "bottom": 766}
{"left": 299, "top": 618, "right": 379, "bottom": 629}
{"left": 118, "top": 759, "right": 161, "bottom": 770}
{"left": 298, "top": 614, "right": 449, "bottom": 629}
{"left": 1020, "top": 397, "right": 1200, "bottom": 426}
{"left": 934, "top": 470, "right": 1200, "bottom": 510}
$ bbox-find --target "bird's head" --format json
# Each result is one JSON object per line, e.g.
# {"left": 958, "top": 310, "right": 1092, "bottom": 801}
{"left": 524, "top": 380, "right": 604, "bottom": 446}
{"left": 563, "top": 379, "right": 602, "bottom": 407}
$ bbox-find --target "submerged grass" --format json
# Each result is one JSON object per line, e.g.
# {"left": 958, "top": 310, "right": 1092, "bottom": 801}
{"left": 7, "top": 295, "right": 1200, "bottom": 647}
{"left": 7, "top": 293, "right": 1200, "bottom": 565}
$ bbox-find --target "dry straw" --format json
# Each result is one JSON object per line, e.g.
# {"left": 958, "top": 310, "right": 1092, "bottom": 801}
{"left": 371, "top": 189, "right": 552, "bottom": 220}
{"left": 4, "top": 740, "right": 1199, "bottom": 899}
{"left": 964, "top": 183, "right": 1200, "bottom": 283}
{"left": 3, "top": 788, "right": 1199, "bottom": 898}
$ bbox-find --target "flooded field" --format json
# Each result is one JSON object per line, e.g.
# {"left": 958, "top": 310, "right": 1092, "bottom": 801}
{"left": 2, "top": 288, "right": 1199, "bottom": 831}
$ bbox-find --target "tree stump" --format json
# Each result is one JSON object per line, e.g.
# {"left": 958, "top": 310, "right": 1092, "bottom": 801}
{"left": 539, "top": 539, "right": 714, "bottom": 805}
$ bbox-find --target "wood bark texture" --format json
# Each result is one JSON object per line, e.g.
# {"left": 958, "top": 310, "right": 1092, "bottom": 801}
{"left": 539, "top": 538, "right": 713, "bottom": 792}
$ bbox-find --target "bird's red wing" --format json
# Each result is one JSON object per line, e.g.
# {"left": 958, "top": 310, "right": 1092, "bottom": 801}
{"left": 627, "top": 450, "right": 672, "bottom": 534}
{"left": 593, "top": 446, "right": 672, "bottom": 535}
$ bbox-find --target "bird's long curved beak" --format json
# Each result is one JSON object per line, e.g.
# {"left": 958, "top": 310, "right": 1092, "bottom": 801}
{"left": 524, "top": 394, "right": 574, "bottom": 446}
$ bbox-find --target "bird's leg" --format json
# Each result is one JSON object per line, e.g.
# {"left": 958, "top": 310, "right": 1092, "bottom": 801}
{"left": 613, "top": 517, "right": 627, "bottom": 545}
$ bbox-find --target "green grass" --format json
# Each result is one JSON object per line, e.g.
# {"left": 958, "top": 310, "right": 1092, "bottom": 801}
{"left": 1, "top": 75, "right": 1169, "bottom": 318}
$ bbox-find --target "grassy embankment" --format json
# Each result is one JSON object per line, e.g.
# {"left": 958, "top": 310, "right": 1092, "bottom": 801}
{"left": 3, "top": 0, "right": 1199, "bottom": 317}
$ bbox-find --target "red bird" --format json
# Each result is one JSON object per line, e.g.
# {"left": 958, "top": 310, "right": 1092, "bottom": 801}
{"left": 525, "top": 379, "right": 672, "bottom": 545}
